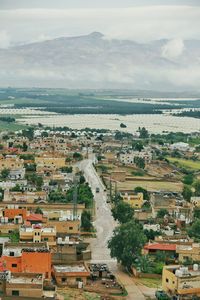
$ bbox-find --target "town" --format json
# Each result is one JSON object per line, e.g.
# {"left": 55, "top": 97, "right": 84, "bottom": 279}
{"left": 0, "top": 125, "right": 199, "bottom": 300}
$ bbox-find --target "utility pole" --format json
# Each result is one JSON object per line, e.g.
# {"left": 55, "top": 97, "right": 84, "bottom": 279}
{"left": 73, "top": 175, "right": 79, "bottom": 220}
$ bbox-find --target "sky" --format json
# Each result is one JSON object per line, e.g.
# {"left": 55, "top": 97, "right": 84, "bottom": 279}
{"left": 0, "top": 0, "right": 199, "bottom": 47}
{"left": 0, "top": 0, "right": 199, "bottom": 91}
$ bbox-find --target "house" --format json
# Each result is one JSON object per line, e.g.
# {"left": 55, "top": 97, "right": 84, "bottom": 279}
{"left": 4, "top": 272, "right": 44, "bottom": 298}
{"left": 52, "top": 263, "right": 90, "bottom": 287}
{"left": 120, "top": 191, "right": 143, "bottom": 208}
{"left": 19, "top": 224, "right": 56, "bottom": 247}
{"left": 162, "top": 265, "right": 200, "bottom": 298}
{"left": 0, "top": 242, "right": 51, "bottom": 279}
{"left": 176, "top": 243, "right": 200, "bottom": 263}
{"left": 0, "top": 155, "right": 25, "bottom": 179}
{"left": 119, "top": 149, "right": 152, "bottom": 165}
{"left": 52, "top": 237, "right": 91, "bottom": 263}
{"left": 143, "top": 243, "right": 177, "bottom": 258}
{"left": 3, "top": 190, "right": 48, "bottom": 204}
{"left": 169, "top": 142, "right": 190, "bottom": 152}
{"left": 35, "top": 155, "right": 66, "bottom": 174}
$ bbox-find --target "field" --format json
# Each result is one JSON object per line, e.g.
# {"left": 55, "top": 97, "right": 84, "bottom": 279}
{"left": 0, "top": 120, "right": 27, "bottom": 131}
{"left": 135, "top": 277, "right": 162, "bottom": 289}
{"left": 167, "top": 157, "right": 200, "bottom": 171}
{"left": 116, "top": 180, "right": 183, "bottom": 192}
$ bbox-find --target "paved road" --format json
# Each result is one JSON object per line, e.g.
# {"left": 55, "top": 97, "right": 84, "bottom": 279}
{"left": 77, "top": 157, "right": 145, "bottom": 300}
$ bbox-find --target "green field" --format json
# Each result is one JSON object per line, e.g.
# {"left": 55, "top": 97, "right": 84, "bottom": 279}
{"left": 167, "top": 157, "right": 200, "bottom": 170}
{"left": 0, "top": 120, "right": 27, "bottom": 131}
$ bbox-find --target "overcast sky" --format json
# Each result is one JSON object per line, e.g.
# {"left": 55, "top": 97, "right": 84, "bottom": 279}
{"left": 0, "top": 0, "right": 199, "bottom": 47}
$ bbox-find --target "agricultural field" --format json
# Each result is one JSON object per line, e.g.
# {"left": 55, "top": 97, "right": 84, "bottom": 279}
{"left": 167, "top": 157, "right": 200, "bottom": 171}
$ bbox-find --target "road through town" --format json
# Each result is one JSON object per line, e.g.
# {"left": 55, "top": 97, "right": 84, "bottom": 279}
{"left": 77, "top": 157, "right": 145, "bottom": 300}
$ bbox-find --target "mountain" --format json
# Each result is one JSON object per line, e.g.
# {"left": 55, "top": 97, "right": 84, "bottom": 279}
{"left": 0, "top": 32, "right": 199, "bottom": 91}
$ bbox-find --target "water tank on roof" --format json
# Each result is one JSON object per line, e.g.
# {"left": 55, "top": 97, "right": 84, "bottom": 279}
{"left": 193, "top": 264, "right": 198, "bottom": 271}
{"left": 65, "top": 236, "right": 69, "bottom": 243}
{"left": 57, "top": 237, "right": 62, "bottom": 244}
{"left": 4, "top": 217, "right": 8, "bottom": 223}
{"left": 175, "top": 270, "right": 181, "bottom": 277}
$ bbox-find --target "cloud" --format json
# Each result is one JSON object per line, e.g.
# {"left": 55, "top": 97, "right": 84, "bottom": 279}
{"left": 161, "top": 38, "right": 185, "bottom": 60}
{"left": 0, "top": 30, "right": 11, "bottom": 48}
{"left": 0, "top": 5, "right": 199, "bottom": 45}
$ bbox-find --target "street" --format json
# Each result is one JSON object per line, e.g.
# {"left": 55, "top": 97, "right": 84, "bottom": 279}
{"left": 77, "top": 157, "right": 145, "bottom": 300}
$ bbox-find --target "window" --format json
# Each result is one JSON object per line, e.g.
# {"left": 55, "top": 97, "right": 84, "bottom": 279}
{"left": 62, "top": 278, "right": 66, "bottom": 282}
{"left": 12, "top": 290, "right": 19, "bottom": 296}
{"left": 69, "top": 227, "right": 73, "bottom": 230}
{"left": 76, "top": 278, "right": 82, "bottom": 282}
{"left": 12, "top": 264, "right": 17, "bottom": 268}
{"left": 166, "top": 278, "right": 169, "bottom": 283}
{"left": 9, "top": 251, "right": 15, "bottom": 257}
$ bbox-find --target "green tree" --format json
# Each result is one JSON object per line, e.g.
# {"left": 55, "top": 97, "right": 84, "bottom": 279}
{"left": 10, "top": 184, "right": 22, "bottom": 192}
{"left": 139, "top": 127, "right": 149, "bottom": 139}
{"left": 134, "top": 157, "right": 145, "bottom": 169}
{"left": 193, "top": 180, "right": 200, "bottom": 196}
{"left": 35, "top": 207, "right": 43, "bottom": 215}
{"left": 134, "top": 187, "right": 149, "bottom": 200}
{"left": 22, "top": 142, "right": 28, "bottom": 152}
{"left": 108, "top": 220, "right": 146, "bottom": 268}
{"left": 132, "top": 141, "right": 144, "bottom": 152}
{"left": 81, "top": 211, "right": 93, "bottom": 231}
{"left": 111, "top": 201, "right": 134, "bottom": 224}
{"left": 182, "top": 174, "right": 194, "bottom": 185}
{"left": 182, "top": 185, "right": 192, "bottom": 202}
{"left": 0, "top": 188, "right": 4, "bottom": 201}
{"left": 188, "top": 220, "right": 200, "bottom": 241}
{"left": 1, "top": 168, "right": 10, "bottom": 179}
{"left": 73, "top": 152, "right": 83, "bottom": 161}
{"left": 157, "top": 208, "right": 168, "bottom": 218}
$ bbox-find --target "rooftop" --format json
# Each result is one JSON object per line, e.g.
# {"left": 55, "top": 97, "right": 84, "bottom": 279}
{"left": 54, "top": 264, "right": 88, "bottom": 273}
{"left": 144, "top": 243, "right": 176, "bottom": 251}
{"left": 8, "top": 274, "right": 43, "bottom": 284}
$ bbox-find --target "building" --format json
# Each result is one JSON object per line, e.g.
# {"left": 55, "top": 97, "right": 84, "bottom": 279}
{"left": 162, "top": 265, "right": 200, "bottom": 298}
{"left": 169, "top": 142, "right": 190, "bottom": 152}
{"left": 0, "top": 242, "right": 51, "bottom": 279}
{"left": 143, "top": 243, "right": 177, "bottom": 258}
{"left": 4, "top": 272, "right": 44, "bottom": 298}
{"left": 53, "top": 263, "right": 90, "bottom": 287}
{"left": 35, "top": 156, "right": 66, "bottom": 173}
{"left": 120, "top": 191, "right": 143, "bottom": 208}
{"left": 119, "top": 149, "right": 152, "bottom": 165}
{"left": 20, "top": 224, "right": 56, "bottom": 246}
{"left": 3, "top": 190, "right": 48, "bottom": 204}
{"left": 176, "top": 243, "right": 200, "bottom": 263}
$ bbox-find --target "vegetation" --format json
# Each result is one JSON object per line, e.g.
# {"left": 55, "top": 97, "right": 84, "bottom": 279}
{"left": 134, "top": 157, "right": 145, "bottom": 169}
{"left": 111, "top": 201, "right": 134, "bottom": 224}
{"left": 60, "top": 166, "right": 73, "bottom": 173}
{"left": 167, "top": 157, "right": 200, "bottom": 171}
{"left": 1, "top": 168, "right": 10, "bottom": 179}
{"left": 157, "top": 209, "right": 168, "bottom": 218}
{"left": 134, "top": 187, "right": 149, "bottom": 200}
{"left": 73, "top": 152, "right": 83, "bottom": 161}
{"left": 188, "top": 220, "right": 200, "bottom": 241}
{"left": 108, "top": 220, "right": 146, "bottom": 268}
{"left": 182, "top": 185, "right": 192, "bottom": 202}
{"left": 81, "top": 211, "right": 93, "bottom": 231}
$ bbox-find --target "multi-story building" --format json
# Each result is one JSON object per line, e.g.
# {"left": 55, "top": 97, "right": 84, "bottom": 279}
{"left": 120, "top": 191, "right": 143, "bottom": 208}
{"left": 162, "top": 265, "right": 200, "bottom": 298}
{"left": 176, "top": 243, "right": 200, "bottom": 263}
{"left": 19, "top": 224, "right": 56, "bottom": 246}
{"left": 0, "top": 242, "right": 51, "bottom": 279}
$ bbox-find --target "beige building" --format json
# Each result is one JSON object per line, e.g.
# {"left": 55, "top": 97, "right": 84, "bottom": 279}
{"left": 120, "top": 191, "right": 143, "bottom": 208}
{"left": 162, "top": 265, "right": 200, "bottom": 297}
{"left": 35, "top": 156, "right": 66, "bottom": 173}
{"left": 20, "top": 224, "right": 56, "bottom": 246}
{"left": 53, "top": 263, "right": 90, "bottom": 287}
{"left": 0, "top": 156, "right": 24, "bottom": 171}
{"left": 3, "top": 190, "right": 48, "bottom": 203}
{"left": 176, "top": 243, "right": 200, "bottom": 263}
{"left": 5, "top": 273, "right": 44, "bottom": 298}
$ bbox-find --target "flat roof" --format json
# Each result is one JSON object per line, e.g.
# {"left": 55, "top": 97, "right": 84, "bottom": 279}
{"left": 54, "top": 265, "right": 88, "bottom": 273}
{"left": 9, "top": 275, "right": 43, "bottom": 284}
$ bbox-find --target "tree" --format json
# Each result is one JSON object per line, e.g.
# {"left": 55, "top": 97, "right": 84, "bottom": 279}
{"left": 22, "top": 142, "right": 28, "bottom": 152}
{"left": 182, "top": 185, "right": 192, "bottom": 202}
{"left": 132, "top": 141, "right": 144, "bottom": 152}
{"left": 108, "top": 220, "right": 146, "bottom": 268}
{"left": 81, "top": 211, "right": 93, "bottom": 231}
{"left": 111, "top": 201, "right": 134, "bottom": 224}
{"left": 1, "top": 168, "right": 10, "bottom": 179}
{"left": 0, "top": 188, "right": 4, "bottom": 201}
{"left": 188, "top": 220, "right": 200, "bottom": 241}
{"left": 157, "top": 208, "right": 168, "bottom": 218}
{"left": 11, "top": 184, "right": 22, "bottom": 192}
{"left": 134, "top": 187, "right": 149, "bottom": 200}
{"left": 183, "top": 174, "right": 194, "bottom": 185}
{"left": 193, "top": 180, "right": 200, "bottom": 196}
{"left": 80, "top": 175, "right": 86, "bottom": 184}
{"left": 139, "top": 127, "right": 149, "bottom": 139}
{"left": 73, "top": 152, "right": 83, "bottom": 161}
{"left": 134, "top": 157, "right": 145, "bottom": 169}
{"left": 35, "top": 207, "right": 43, "bottom": 215}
